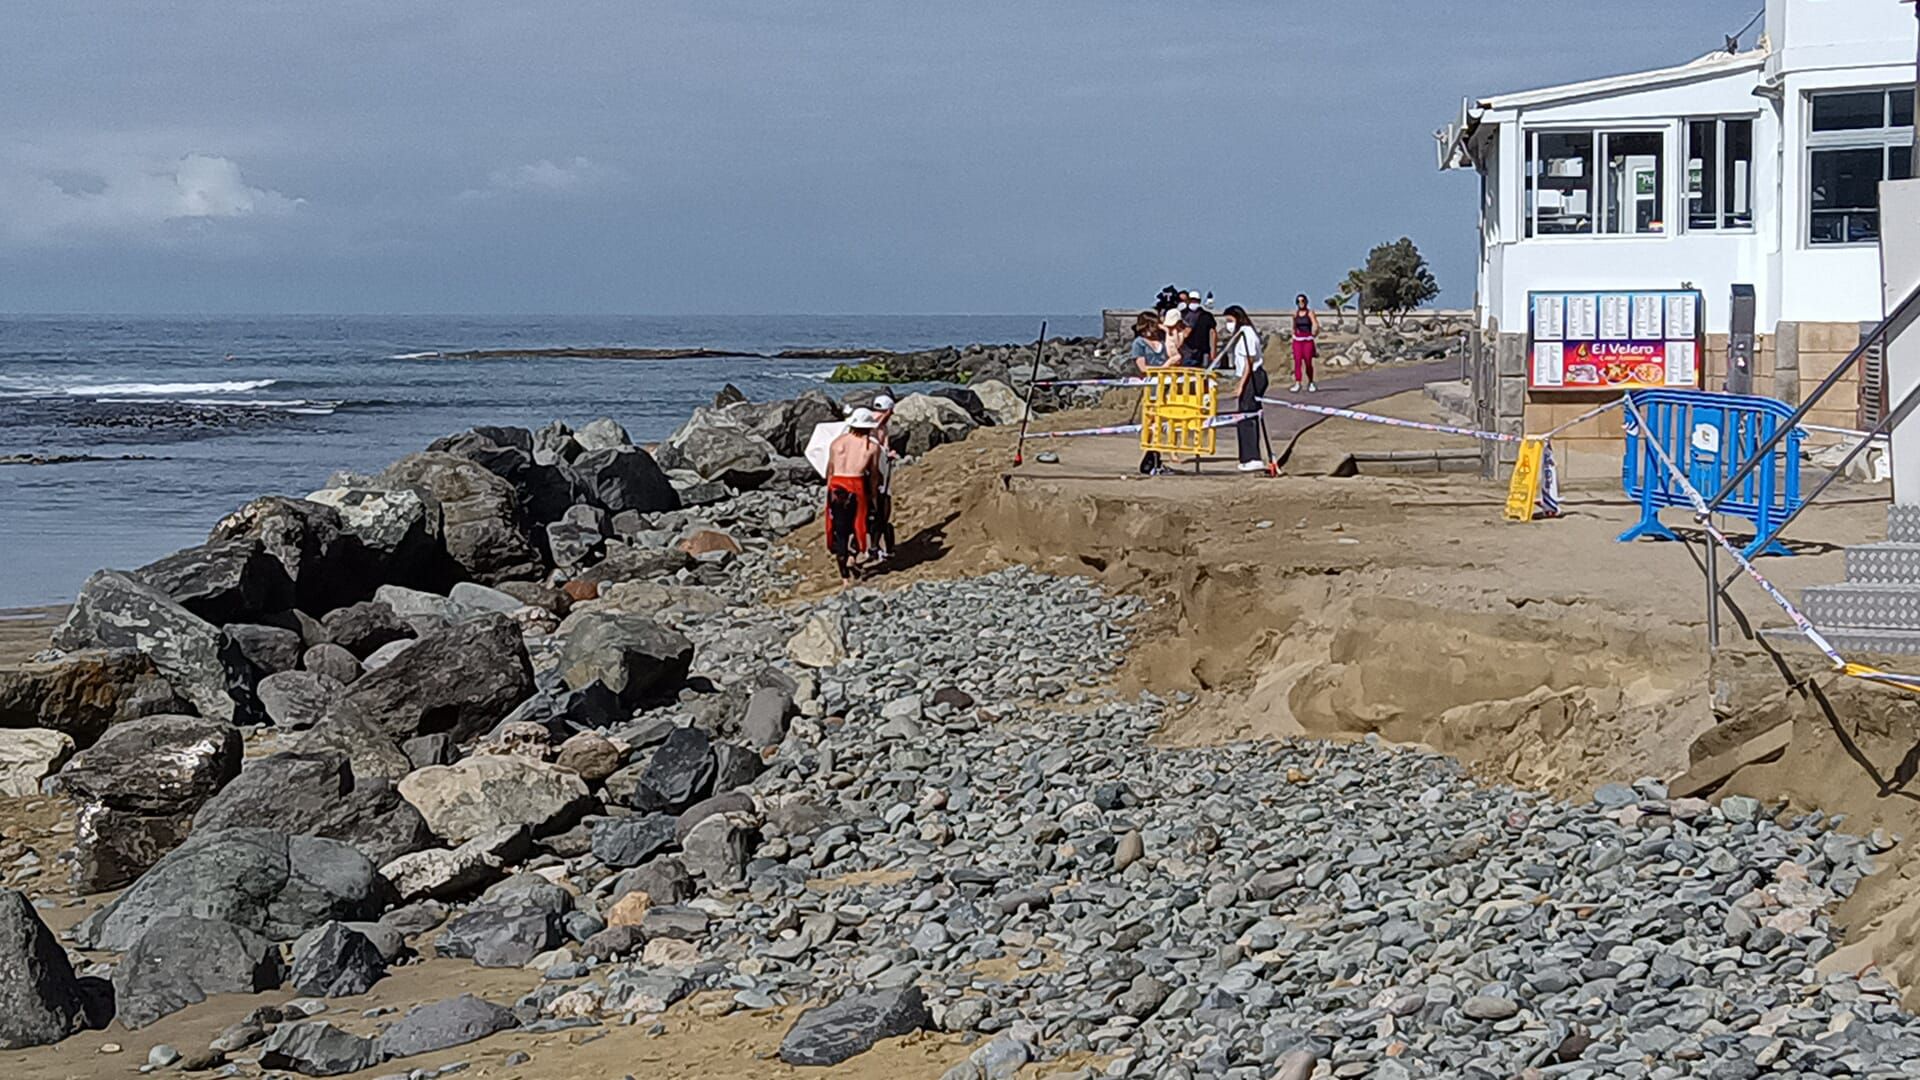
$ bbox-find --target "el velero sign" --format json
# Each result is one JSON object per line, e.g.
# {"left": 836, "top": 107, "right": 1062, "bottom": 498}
{"left": 1527, "top": 289, "right": 1703, "bottom": 392}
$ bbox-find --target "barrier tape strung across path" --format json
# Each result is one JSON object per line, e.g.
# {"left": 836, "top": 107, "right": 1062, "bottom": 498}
{"left": 1799, "top": 422, "right": 1890, "bottom": 442}
{"left": 1258, "top": 397, "right": 1524, "bottom": 443}
{"left": 1023, "top": 410, "right": 1260, "bottom": 441}
{"left": 1031, "top": 373, "right": 1224, "bottom": 390}
{"left": 1618, "top": 396, "right": 1920, "bottom": 695}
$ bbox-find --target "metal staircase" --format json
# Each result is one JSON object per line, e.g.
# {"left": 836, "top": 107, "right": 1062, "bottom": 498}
{"left": 1799, "top": 506, "right": 1920, "bottom": 655}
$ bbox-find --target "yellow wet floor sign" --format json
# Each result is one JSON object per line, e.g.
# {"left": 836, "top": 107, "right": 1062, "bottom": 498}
{"left": 1504, "top": 439, "right": 1544, "bottom": 522}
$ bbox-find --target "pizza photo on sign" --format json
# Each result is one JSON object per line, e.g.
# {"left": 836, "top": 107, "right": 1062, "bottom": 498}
{"left": 1555, "top": 341, "right": 1667, "bottom": 389}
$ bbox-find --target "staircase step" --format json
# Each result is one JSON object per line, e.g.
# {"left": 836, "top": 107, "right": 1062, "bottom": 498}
{"left": 1764, "top": 624, "right": 1920, "bottom": 657}
{"left": 1845, "top": 542, "right": 1920, "bottom": 584}
{"left": 1889, "top": 504, "right": 1920, "bottom": 543}
{"left": 1423, "top": 380, "right": 1473, "bottom": 427}
{"left": 1803, "top": 582, "right": 1920, "bottom": 630}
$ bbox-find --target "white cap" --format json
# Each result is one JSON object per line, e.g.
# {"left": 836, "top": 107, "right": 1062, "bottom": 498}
{"left": 1161, "top": 310, "right": 1183, "bottom": 328}
{"left": 873, "top": 394, "right": 895, "bottom": 412}
{"left": 847, "top": 408, "right": 880, "bottom": 429}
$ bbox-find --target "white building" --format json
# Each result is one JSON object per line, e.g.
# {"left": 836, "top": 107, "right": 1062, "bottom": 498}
{"left": 1441, "top": 0, "right": 1914, "bottom": 475}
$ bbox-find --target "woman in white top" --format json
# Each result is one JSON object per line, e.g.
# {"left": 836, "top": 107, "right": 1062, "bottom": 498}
{"left": 1221, "top": 305, "right": 1268, "bottom": 472}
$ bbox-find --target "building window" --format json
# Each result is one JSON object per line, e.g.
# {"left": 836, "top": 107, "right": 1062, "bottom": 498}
{"left": 1527, "top": 128, "right": 1665, "bottom": 238}
{"left": 1808, "top": 88, "right": 1916, "bottom": 245}
{"left": 1686, "top": 118, "right": 1753, "bottom": 231}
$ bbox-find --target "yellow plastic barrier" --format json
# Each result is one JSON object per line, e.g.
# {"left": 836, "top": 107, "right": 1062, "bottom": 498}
{"left": 1140, "top": 368, "right": 1218, "bottom": 456}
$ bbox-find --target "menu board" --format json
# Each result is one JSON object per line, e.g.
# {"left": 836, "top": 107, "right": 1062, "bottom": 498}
{"left": 1527, "top": 289, "right": 1704, "bottom": 391}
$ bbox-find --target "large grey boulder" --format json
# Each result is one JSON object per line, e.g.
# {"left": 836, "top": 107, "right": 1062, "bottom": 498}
{"left": 49, "top": 714, "right": 242, "bottom": 892}
{"left": 574, "top": 417, "right": 631, "bottom": 452}
{"left": 654, "top": 407, "right": 777, "bottom": 490}
{"left": 304, "top": 484, "right": 445, "bottom": 588}
{"left": 73, "top": 828, "right": 386, "bottom": 952}
{"left": 378, "top": 826, "right": 529, "bottom": 901}
{"left": 589, "top": 813, "right": 677, "bottom": 868}
{"left": 134, "top": 538, "right": 293, "bottom": 626}
{"left": 567, "top": 542, "right": 693, "bottom": 589}
{"left": 290, "top": 711, "right": 414, "bottom": 783}
{"left": 556, "top": 612, "right": 693, "bottom": 709}
{"left": 327, "top": 614, "right": 533, "bottom": 743}
{"left": 378, "top": 452, "right": 540, "bottom": 584}
{"left": 0, "top": 729, "right": 73, "bottom": 798}
{"left": 435, "top": 904, "right": 563, "bottom": 967}
{"left": 208, "top": 496, "right": 361, "bottom": 615}
{"left": 259, "top": 1020, "right": 381, "bottom": 1077}
{"left": 49, "top": 714, "right": 240, "bottom": 816}
{"left": 224, "top": 622, "right": 304, "bottom": 677}
{"left": 778, "top": 987, "right": 932, "bottom": 1066}
{"left": 398, "top": 755, "right": 590, "bottom": 845}
{"left": 625, "top": 725, "right": 714, "bottom": 812}
{"left": 733, "top": 390, "right": 843, "bottom": 457}
{"left": 969, "top": 379, "right": 1030, "bottom": 426}
{"left": 192, "top": 751, "right": 434, "bottom": 868}
{"left": 320, "top": 601, "right": 413, "bottom": 658}
{"left": 52, "top": 570, "right": 251, "bottom": 723}
{"left": 288, "top": 921, "right": 387, "bottom": 997}
{"left": 112, "top": 915, "right": 285, "bottom": 1029}
{"left": 374, "top": 993, "right": 518, "bottom": 1059}
{"left": 256, "top": 670, "right": 345, "bottom": 729}
{"left": 0, "top": 889, "right": 88, "bottom": 1049}
{"left": 567, "top": 446, "right": 680, "bottom": 515}
{"left": 0, "top": 648, "right": 185, "bottom": 747}
{"left": 887, "top": 393, "right": 977, "bottom": 456}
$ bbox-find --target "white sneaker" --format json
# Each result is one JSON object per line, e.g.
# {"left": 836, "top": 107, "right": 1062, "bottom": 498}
{"left": 1289, "top": 382, "right": 1301, "bottom": 393}
{"left": 1307, "top": 382, "right": 1318, "bottom": 393}
{"left": 1237, "top": 460, "right": 1265, "bottom": 472}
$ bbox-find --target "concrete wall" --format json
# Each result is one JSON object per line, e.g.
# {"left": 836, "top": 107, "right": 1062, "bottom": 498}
{"left": 1099, "top": 308, "right": 1474, "bottom": 343}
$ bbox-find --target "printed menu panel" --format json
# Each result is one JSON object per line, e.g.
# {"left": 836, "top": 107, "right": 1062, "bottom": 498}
{"left": 1527, "top": 290, "right": 1703, "bottom": 391}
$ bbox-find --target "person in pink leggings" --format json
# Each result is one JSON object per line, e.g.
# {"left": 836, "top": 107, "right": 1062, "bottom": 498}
{"left": 1289, "top": 293, "right": 1319, "bottom": 393}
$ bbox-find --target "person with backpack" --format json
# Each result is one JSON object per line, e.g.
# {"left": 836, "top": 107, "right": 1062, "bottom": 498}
{"left": 1222, "top": 305, "right": 1270, "bottom": 472}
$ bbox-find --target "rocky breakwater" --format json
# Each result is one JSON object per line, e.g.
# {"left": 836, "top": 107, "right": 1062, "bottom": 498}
{"left": 0, "top": 371, "right": 1070, "bottom": 1066}
{"left": 0, "top": 370, "right": 1912, "bottom": 1077}
{"left": 819, "top": 334, "right": 1113, "bottom": 386}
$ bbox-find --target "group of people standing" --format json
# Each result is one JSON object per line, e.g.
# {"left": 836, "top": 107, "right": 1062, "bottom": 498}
{"left": 1128, "top": 291, "right": 1323, "bottom": 472}
{"left": 823, "top": 393, "right": 898, "bottom": 586}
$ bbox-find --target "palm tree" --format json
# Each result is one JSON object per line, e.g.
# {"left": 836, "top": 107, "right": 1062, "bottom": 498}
{"left": 1325, "top": 291, "right": 1350, "bottom": 329}
{"left": 1342, "top": 269, "right": 1369, "bottom": 328}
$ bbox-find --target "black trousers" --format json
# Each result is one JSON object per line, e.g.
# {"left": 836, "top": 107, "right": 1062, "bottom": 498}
{"left": 1236, "top": 367, "right": 1269, "bottom": 463}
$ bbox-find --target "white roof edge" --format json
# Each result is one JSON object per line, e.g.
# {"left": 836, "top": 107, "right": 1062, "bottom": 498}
{"left": 1476, "top": 47, "right": 1769, "bottom": 113}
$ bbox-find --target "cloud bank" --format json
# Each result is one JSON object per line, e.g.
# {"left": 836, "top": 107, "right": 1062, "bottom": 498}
{"left": 0, "top": 150, "right": 302, "bottom": 245}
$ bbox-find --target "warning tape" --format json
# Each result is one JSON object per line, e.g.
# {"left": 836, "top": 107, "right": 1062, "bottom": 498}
{"left": 1257, "top": 397, "right": 1523, "bottom": 443}
{"left": 1024, "top": 410, "right": 1260, "bottom": 440}
{"left": 1619, "top": 396, "right": 1920, "bottom": 693}
{"left": 1799, "top": 422, "right": 1889, "bottom": 442}
{"left": 1031, "top": 373, "right": 1223, "bottom": 389}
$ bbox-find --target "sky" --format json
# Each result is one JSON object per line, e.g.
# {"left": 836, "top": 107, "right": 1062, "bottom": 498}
{"left": 0, "top": 1, "right": 1762, "bottom": 315}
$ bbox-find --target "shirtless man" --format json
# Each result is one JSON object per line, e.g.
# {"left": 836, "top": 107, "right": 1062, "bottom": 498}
{"left": 825, "top": 409, "right": 882, "bottom": 585}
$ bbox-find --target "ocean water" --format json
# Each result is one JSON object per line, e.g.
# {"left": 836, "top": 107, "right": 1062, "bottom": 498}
{"left": 0, "top": 314, "right": 1091, "bottom": 608}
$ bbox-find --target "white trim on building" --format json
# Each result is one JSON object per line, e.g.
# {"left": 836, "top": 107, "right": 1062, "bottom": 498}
{"left": 1442, "top": 0, "right": 1915, "bottom": 337}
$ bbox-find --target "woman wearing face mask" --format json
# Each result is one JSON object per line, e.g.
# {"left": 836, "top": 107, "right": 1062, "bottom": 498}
{"left": 1221, "top": 305, "right": 1269, "bottom": 472}
{"left": 1160, "top": 308, "right": 1188, "bottom": 366}
{"left": 1289, "top": 293, "right": 1319, "bottom": 393}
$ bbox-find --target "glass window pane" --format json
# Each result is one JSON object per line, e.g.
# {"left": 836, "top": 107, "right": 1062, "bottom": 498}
{"left": 1813, "top": 91, "right": 1890, "bottom": 131}
{"left": 1530, "top": 131, "right": 1592, "bottom": 236}
{"left": 1894, "top": 89, "right": 1914, "bottom": 129}
{"left": 1724, "top": 119, "right": 1753, "bottom": 228}
{"left": 1894, "top": 145, "right": 1915, "bottom": 182}
{"left": 1809, "top": 147, "right": 1885, "bottom": 245}
{"left": 1603, "top": 131, "right": 1664, "bottom": 235}
{"left": 1688, "top": 120, "right": 1719, "bottom": 230}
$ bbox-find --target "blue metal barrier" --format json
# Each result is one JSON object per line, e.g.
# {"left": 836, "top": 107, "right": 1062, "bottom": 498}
{"left": 1620, "top": 389, "right": 1803, "bottom": 557}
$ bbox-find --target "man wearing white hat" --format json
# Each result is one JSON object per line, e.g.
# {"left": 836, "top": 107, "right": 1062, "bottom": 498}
{"left": 825, "top": 408, "right": 882, "bottom": 585}
{"left": 868, "top": 394, "right": 897, "bottom": 562}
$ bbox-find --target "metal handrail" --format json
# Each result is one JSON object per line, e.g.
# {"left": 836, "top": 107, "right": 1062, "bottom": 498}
{"left": 1701, "top": 281, "right": 1920, "bottom": 518}
{"left": 1701, "top": 282, "right": 1920, "bottom": 649}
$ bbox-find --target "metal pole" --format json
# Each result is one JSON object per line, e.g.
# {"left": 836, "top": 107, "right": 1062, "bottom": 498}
{"left": 1705, "top": 525, "right": 1720, "bottom": 650}
{"left": 1012, "top": 321, "right": 1047, "bottom": 466}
